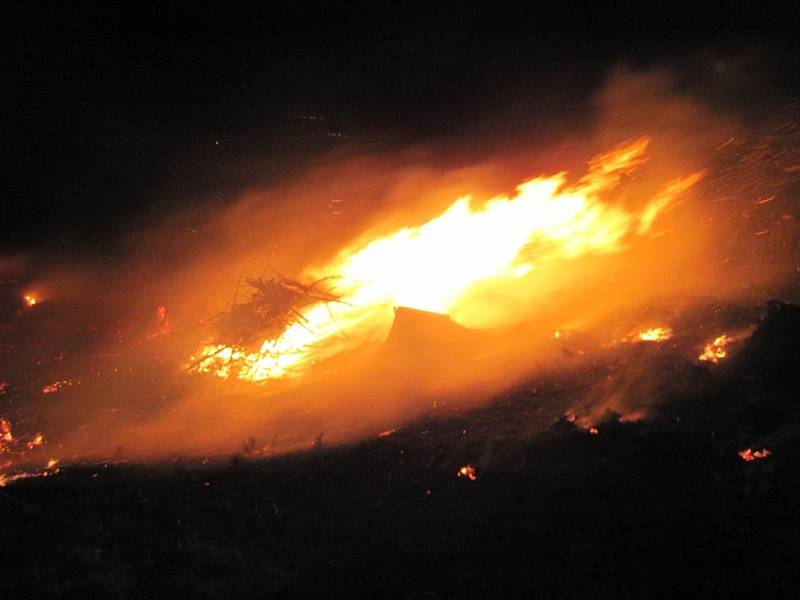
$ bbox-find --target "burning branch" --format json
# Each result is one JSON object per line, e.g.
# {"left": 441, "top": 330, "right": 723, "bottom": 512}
{"left": 213, "top": 273, "right": 344, "bottom": 349}
{"left": 189, "top": 271, "right": 345, "bottom": 378}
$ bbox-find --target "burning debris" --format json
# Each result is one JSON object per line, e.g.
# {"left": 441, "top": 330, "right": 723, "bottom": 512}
{"left": 188, "top": 138, "right": 703, "bottom": 383}
{"left": 0, "top": 462, "right": 61, "bottom": 487}
{"left": 26, "top": 433, "right": 45, "bottom": 449}
{"left": 191, "top": 273, "right": 343, "bottom": 380}
{"left": 1, "top": 417, "right": 13, "bottom": 451}
{"left": 637, "top": 326, "right": 672, "bottom": 342}
{"left": 216, "top": 274, "right": 344, "bottom": 347}
{"left": 739, "top": 448, "right": 771, "bottom": 462}
{"left": 457, "top": 465, "right": 478, "bottom": 481}
{"left": 698, "top": 335, "right": 730, "bottom": 363}
{"left": 22, "top": 293, "right": 38, "bottom": 307}
{"left": 0, "top": 415, "right": 59, "bottom": 487}
{"left": 41, "top": 379, "right": 74, "bottom": 394}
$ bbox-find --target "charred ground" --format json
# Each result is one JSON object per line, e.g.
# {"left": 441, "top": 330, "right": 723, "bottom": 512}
{"left": 2, "top": 302, "right": 799, "bottom": 598}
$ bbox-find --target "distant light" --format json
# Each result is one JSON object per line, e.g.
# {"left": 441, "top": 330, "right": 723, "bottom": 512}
{"left": 23, "top": 293, "right": 38, "bottom": 307}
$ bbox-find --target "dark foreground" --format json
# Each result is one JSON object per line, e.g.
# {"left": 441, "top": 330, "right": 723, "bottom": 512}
{"left": 2, "top": 303, "right": 800, "bottom": 599}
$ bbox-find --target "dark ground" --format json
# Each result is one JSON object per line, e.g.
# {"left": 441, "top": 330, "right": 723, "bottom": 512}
{"left": 1, "top": 302, "right": 799, "bottom": 599}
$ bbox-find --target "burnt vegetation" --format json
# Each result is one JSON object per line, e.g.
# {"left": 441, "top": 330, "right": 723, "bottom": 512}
{"left": 2, "top": 302, "right": 800, "bottom": 598}
{"left": 206, "top": 273, "right": 343, "bottom": 352}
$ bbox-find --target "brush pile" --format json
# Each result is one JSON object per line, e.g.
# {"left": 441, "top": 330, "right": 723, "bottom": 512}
{"left": 210, "top": 272, "right": 343, "bottom": 351}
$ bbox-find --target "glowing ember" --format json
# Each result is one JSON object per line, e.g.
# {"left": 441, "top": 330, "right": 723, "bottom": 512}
{"left": 378, "top": 429, "right": 396, "bottom": 438}
{"left": 0, "top": 417, "right": 13, "bottom": 450}
{"left": 589, "top": 427, "right": 599, "bottom": 435}
{"left": 739, "top": 448, "right": 771, "bottom": 462}
{"left": 0, "top": 462, "right": 61, "bottom": 488}
{"left": 22, "top": 293, "right": 38, "bottom": 307}
{"left": 565, "top": 414, "right": 578, "bottom": 423}
{"left": 41, "top": 379, "right": 73, "bottom": 394}
{"left": 699, "top": 335, "right": 729, "bottom": 363}
{"left": 458, "top": 465, "right": 478, "bottom": 481}
{"left": 26, "top": 433, "right": 46, "bottom": 449}
{"left": 193, "top": 138, "right": 704, "bottom": 381}
{"left": 638, "top": 326, "right": 672, "bottom": 342}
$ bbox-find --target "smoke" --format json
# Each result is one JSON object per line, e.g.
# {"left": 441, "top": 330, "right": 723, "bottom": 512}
{"left": 3, "top": 62, "right": 798, "bottom": 465}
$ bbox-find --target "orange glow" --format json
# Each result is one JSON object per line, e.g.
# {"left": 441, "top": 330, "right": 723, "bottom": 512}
{"left": 739, "top": 448, "right": 771, "bottom": 462}
{"left": 41, "top": 379, "right": 73, "bottom": 394}
{"left": 0, "top": 461, "right": 61, "bottom": 488}
{"left": 0, "top": 417, "right": 13, "bottom": 451}
{"left": 699, "top": 335, "right": 729, "bottom": 363}
{"left": 191, "top": 138, "right": 704, "bottom": 382}
{"left": 637, "top": 326, "right": 672, "bottom": 342}
{"left": 589, "top": 427, "right": 599, "bottom": 435}
{"left": 458, "top": 465, "right": 478, "bottom": 481}
{"left": 22, "top": 293, "right": 38, "bottom": 307}
{"left": 26, "top": 433, "right": 45, "bottom": 450}
{"left": 143, "top": 305, "right": 174, "bottom": 341}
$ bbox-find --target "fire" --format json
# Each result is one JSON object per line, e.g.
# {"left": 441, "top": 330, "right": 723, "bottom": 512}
{"left": 589, "top": 427, "right": 599, "bottom": 435}
{"left": 0, "top": 461, "right": 61, "bottom": 488}
{"left": 193, "top": 138, "right": 704, "bottom": 381}
{"left": 0, "top": 417, "right": 13, "bottom": 450}
{"left": 699, "top": 335, "right": 729, "bottom": 363}
{"left": 23, "top": 293, "right": 38, "bottom": 307}
{"left": 26, "top": 433, "right": 45, "bottom": 450}
{"left": 0, "top": 417, "right": 59, "bottom": 487}
{"left": 637, "top": 326, "right": 672, "bottom": 342}
{"left": 458, "top": 465, "right": 478, "bottom": 481}
{"left": 41, "top": 379, "right": 73, "bottom": 394}
{"left": 739, "top": 448, "right": 771, "bottom": 462}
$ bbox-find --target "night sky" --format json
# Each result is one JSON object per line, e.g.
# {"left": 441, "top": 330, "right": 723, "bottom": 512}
{"left": 4, "top": 2, "right": 799, "bottom": 254}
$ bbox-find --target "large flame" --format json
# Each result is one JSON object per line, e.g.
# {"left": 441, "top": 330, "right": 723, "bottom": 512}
{"left": 193, "top": 137, "right": 704, "bottom": 381}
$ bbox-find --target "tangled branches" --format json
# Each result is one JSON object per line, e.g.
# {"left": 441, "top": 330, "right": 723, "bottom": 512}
{"left": 212, "top": 272, "right": 344, "bottom": 351}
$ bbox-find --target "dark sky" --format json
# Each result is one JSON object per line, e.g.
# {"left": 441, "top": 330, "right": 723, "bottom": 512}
{"left": 3, "top": 2, "right": 800, "bottom": 254}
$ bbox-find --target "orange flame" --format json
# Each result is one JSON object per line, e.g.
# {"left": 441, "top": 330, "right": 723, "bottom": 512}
{"left": 192, "top": 138, "right": 703, "bottom": 381}
{"left": 41, "top": 379, "right": 73, "bottom": 394}
{"left": 0, "top": 417, "right": 13, "bottom": 450}
{"left": 637, "top": 326, "right": 672, "bottom": 342}
{"left": 26, "top": 433, "right": 45, "bottom": 450}
{"left": 739, "top": 448, "right": 771, "bottom": 462}
{"left": 458, "top": 465, "right": 478, "bottom": 481}
{"left": 22, "top": 293, "right": 38, "bottom": 307}
{"left": 699, "top": 335, "right": 729, "bottom": 363}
